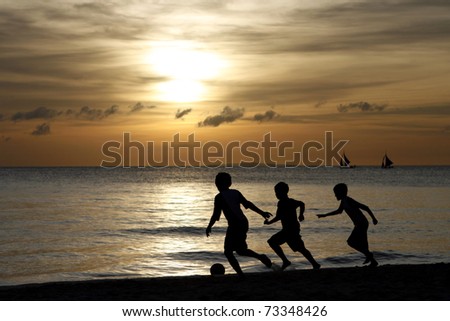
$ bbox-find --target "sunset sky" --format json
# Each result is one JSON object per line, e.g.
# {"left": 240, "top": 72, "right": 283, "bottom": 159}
{"left": 1, "top": 0, "right": 449, "bottom": 166}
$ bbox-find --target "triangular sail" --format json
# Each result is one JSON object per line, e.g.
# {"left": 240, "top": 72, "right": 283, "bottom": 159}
{"left": 382, "top": 153, "right": 394, "bottom": 168}
{"left": 385, "top": 155, "right": 393, "bottom": 167}
{"left": 344, "top": 154, "right": 350, "bottom": 165}
{"left": 340, "top": 153, "right": 352, "bottom": 167}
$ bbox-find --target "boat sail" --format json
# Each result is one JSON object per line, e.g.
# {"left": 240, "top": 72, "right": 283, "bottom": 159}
{"left": 339, "top": 152, "right": 355, "bottom": 168}
{"left": 381, "top": 153, "right": 394, "bottom": 168}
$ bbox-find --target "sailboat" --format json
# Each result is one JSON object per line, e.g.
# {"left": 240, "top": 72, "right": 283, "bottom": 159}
{"left": 381, "top": 153, "right": 394, "bottom": 169}
{"left": 339, "top": 152, "right": 355, "bottom": 168}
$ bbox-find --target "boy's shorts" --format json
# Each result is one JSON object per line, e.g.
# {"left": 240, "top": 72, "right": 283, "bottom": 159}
{"left": 224, "top": 224, "right": 249, "bottom": 252}
{"left": 347, "top": 225, "right": 369, "bottom": 250}
{"left": 269, "top": 230, "right": 305, "bottom": 252}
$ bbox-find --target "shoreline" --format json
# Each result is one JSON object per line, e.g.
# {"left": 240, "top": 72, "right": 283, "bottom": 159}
{"left": 0, "top": 263, "right": 448, "bottom": 301}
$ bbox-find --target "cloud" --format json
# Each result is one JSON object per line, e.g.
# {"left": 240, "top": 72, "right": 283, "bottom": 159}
{"left": 129, "top": 102, "right": 156, "bottom": 113}
{"left": 9, "top": 105, "right": 120, "bottom": 122}
{"left": 314, "top": 100, "right": 328, "bottom": 108}
{"left": 104, "top": 105, "right": 119, "bottom": 117}
{"left": 4, "top": 103, "right": 157, "bottom": 126}
{"left": 175, "top": 108, "right": 192, "bottom": 119}
{"left": 337, "top": 101, "right": 387, "bottom": 113}
{"left": 73, "top": 2, "right": 115, "bottom": 15}
{"left": 1, "top": 1, "right": 449, "bottom": 131}
{"left": 77, "top": 106, "right": 100, "bottom": 119}
{"left": 253, "top": 109, "right": 280, "bottom": 122}
{"left": 66, "top": 105, "right": 120, "bottom": 120}
{"left": 198, "top": 106, "right": 245, "bottom": 127}
{"left": 385, "top": 105, "right": 450, "bottom": 116}
{"left": 11, "top": 106, "right": 60, "bottom": 121}
{"left": 31, "top": 123, "right": 51, "bottom": 136}
{"left": 284, "top": 0, "right": 450, "bottom": 54}
{"left": 76, "top": 105, "right": 119, "bottom": 120}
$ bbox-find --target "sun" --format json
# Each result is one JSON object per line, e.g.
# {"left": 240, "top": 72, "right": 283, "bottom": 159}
{"left": 146, "top": 41, "right": 226, "bottom": 103}
{"left": 156, "top": 79, "right": 205, "bottom": 103}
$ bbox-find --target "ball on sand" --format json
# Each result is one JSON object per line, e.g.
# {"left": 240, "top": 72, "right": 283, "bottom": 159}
{"left": 210, "top": 263, "right": 225, "bottom": 276}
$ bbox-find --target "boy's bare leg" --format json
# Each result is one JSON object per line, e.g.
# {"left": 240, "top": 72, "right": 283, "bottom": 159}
{"left": 349, "top": 242, "right": 378, "bottom": 267}
{"left": 225, "top": 250, "right": 244, "bottom": 275}
{"left": 268, "top": 241, "right": 291, "bottom": 269}
{"left": 299, "top": 248, "right": 321, "bottom": 269}
{"left": 368, "top": 258, "right": 378, "bottom": 267}
{"left": 365, "top": 252, "right": 378, "bottom": 267}
{"left": 281, "top": 260, "right": 292, "bottom": 270}
{"left": 363, "top": 255, "right": 374, "bottom": 265}
{"left": 237, "top": 249, "right": 272, "bottom": 268}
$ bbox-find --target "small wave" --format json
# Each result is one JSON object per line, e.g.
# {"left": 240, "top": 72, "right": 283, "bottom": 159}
{"left": 166, "top": 250, "right": 224, "bottom": 261}
{"left": 373, "top": 208, "right": 391, "bottom": 212}
{"left": 89, "top": 272, "right": 142, "bottom": 278}
{"left": 323, "top": 254, "right": 362, "bottom": 265}
{"left": 123, "top": 226, "right": 224, "bottom": 236}
{"left": 322, "top": 250, "right": 447, "bottom": 266}
{"left": 374, "top": 250, "right": 445, "bottom": 262}
{"left": 376, "top": 250, "right": 418, "bottom": 260}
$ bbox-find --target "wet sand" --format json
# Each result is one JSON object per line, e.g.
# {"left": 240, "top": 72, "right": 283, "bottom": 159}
{"left": 0, "top": 263, "right": 448, "bottom": 301}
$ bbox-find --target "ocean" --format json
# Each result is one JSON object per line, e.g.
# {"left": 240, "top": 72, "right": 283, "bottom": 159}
{"left": 0, "top": 166, "right": 449, "bottom": 286}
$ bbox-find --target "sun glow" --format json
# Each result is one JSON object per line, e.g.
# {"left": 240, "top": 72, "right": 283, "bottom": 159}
{"left": 146, "top": 41, "right": 226, "bottom": 102}
{"left": 156, "top": 79, "right": 205, "bottom": 103}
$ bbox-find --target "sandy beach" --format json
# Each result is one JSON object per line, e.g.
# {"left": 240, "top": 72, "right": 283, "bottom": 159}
{"left": 0, "top": 263, "right": 448, "bottom": 301}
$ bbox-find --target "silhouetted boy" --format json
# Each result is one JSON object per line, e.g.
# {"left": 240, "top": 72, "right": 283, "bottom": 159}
{"left": 206, "top": 172, "right": 272, "bottom": 276}
{"left": 317, "top": 183, "right": 378, "bottom": 267}
{"left": 265, "top": 182, "right": 320, "bottom": 270}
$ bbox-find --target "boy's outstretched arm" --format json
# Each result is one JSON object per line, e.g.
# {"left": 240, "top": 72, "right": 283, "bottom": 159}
{"left": 358, "top": 203, "right": 378, "bottom": 225}
{"left": 264, "top": 214, "right": 280, "bottom": 225}
{"left": 317, "top": 204, "right": 343, "bottom": 218}
{"left": 246, "top": 201, "right": 272, "bottom": 219}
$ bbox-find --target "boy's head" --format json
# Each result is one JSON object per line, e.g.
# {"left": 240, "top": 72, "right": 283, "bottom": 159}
{"left": 274, "top": 182, "right": 289, "bottom": 199}
{"left": 215, "top": 172, "right": 232, "bottom": 191}
{"left": 333, "top": 183, "right": 348, "bottom": 200}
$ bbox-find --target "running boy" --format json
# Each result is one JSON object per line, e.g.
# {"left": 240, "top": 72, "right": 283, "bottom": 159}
{"left": 317, "top": 183, "right": 378, "bottom": 267}
{"left": 206, "top": 172, "right": 273, "bottom": 276}
{"left": 265, "top": 182, "right": 320, "bottom": 270}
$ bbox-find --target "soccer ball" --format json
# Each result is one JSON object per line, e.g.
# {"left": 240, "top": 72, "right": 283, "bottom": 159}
{"left": 210, "top": 263, "right": 225, "bottom": 276}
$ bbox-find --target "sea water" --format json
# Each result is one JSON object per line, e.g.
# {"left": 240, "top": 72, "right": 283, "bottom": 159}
{"left": 0, "top": 166, "right": 449, "bottom": 285}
